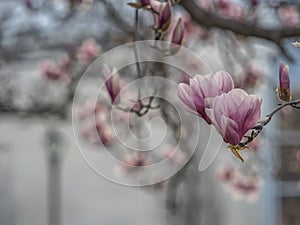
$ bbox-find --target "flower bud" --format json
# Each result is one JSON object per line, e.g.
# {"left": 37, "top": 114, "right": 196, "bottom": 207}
{"left": 141, "top": 0, "right": 150, "bottom": 6}
{"left": 157, "top": 0, "right": 172, "bottom": 31}
{"left": 150, "top": 0, "right": 163, "bottom": 13}
{"left": 170, "top": 18, "right": 185, "bottom": 54}
{"left": 103, "top": 65, "right": 121, "bottom": 104}
{"left": 277, "top": 61, "right": 291, "bottom": 102}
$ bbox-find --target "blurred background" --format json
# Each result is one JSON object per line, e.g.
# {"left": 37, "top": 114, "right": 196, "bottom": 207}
{"left": 0, "top": 0, "right": 300, "bottom": 225}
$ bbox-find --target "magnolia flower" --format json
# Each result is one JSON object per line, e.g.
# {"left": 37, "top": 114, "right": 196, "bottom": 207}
{"left": 76, "top": 38, "right": 101, "bottom": 63}
{"left": 180, "top": 72, "right": 190, "bottom": 84}
{"left": 205, "top": 88, "right": 262, "bottom": 146}
{"left": 177, "top": 71, "right": 234, "bottom": 124}
{"left": 103, "top": 65, "right": 121, "bottom": 104}
{"left": 277, "top": 61, "right": 291, "bottom": 102}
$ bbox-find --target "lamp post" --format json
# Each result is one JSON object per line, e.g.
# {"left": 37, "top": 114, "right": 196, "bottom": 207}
{"left": 44, "top": 128, "right": 64, "bottom": 225}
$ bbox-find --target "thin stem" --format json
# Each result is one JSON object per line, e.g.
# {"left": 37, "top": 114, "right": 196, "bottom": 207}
{"left": 267, "top": 99, "right": 300, "bottom": 118}
{"left": 114, "top": 95, "right": 159, "bottom": 117}
{"left": 134, "top": 9, "right": 142, "bottom": 79}
{"left": 133, "top": 9, "right": 143, "bottom": 100}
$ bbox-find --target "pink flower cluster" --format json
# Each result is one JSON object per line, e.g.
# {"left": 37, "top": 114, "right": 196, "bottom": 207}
{"left": 216, "top": 165, "right": 261, "bottom": 202}
{"left": 41, "top": 54, "right": 71, "bottom": 81}
{"left": 76, "top": 38, "right": 102, "bottom": 64}
{"left": 177, "top": 71, "right": 262, "bottom": 160}
{"left": 129, "top": 0, "right": 185, "bottom": 54}
{"left": 197, "top": 0, "right": 246, "bottom": 20}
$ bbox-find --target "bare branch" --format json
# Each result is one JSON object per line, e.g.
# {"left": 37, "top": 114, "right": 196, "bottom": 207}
{"left": 180, "top": 0, "right": 300, "bottom": 61}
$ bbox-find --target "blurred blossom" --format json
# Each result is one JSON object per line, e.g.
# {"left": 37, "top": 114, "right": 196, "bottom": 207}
{"left": 162, "top": 146, "right": 186, "bottom": 163}
{"left": 79, "top": 100, "right": 115, "bottom": 147}
{"left": 103, "top": 65, "right": 121, "bottom": 104}
{"left": 232, "top": 177, "right": 260, "bottom": 202}
{"left": 216, "top": 165, "right": 261, "bottom": 202}
{"left": 95, "top": 122, "right": 115, "bottom": 146}
{"left": 214, "top": 0, "right": 245, "bottom": 20}
{"left": 215, "top": 0, "right": 231, "bottom": 11}
{"left": 277, "top": 61, "right": 291, "bottom": 102}
{"left": 124, "top": 153, "right": 150, "bottom": 167}
{"left": 177, "top": 71, "right": 234, "bottom": 124}
{"left": 76, "top": 38, "right": 101, "bottom": 63}
{"left": 216, "top": 165, "right": 235, "bottom": 182}
{"left": 78, "top": 101, "right": 102, "bottom": 120}
{"left": 236, "top": 62, "right": 265, "bottom": 90}
{"left": 196, "top": 0, "right": 214, "bottom": 11}
{"left": 23, "top": 0, "right": 34, "bottom": 10}
{"left": 278, "top": 6, "right": 299, "bottom": 27}
{"left": 205, "top": 89, "right": 262, "bottom": 146}
{"left": 41, "top": 61, "right": 69, "bottom": 81}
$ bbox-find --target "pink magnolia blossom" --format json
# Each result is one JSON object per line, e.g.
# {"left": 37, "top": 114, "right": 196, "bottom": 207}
{"left": 103, "top": 65, "right": 121, "bottom": 104}
{"left": 277, "top": 61, "right": 291, "bottom": 102}
{"left": 76, "top": 38, "right": 101, "bottom": 63}
{"left": 177, "top": 71, "right": 234, "bottom": 124}
{"left": 180, "top": 72, "right": 190, "bottom": 84}
{"left": 205, "top": 89, "right": 262, "bottom": 146}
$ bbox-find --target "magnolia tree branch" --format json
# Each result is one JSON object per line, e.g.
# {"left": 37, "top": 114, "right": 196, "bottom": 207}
{"left": 179, "top": 0, "right": 300, "bottom": 61}
{"left": 239, "top": 99, "right": 300, "bottom": 147}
